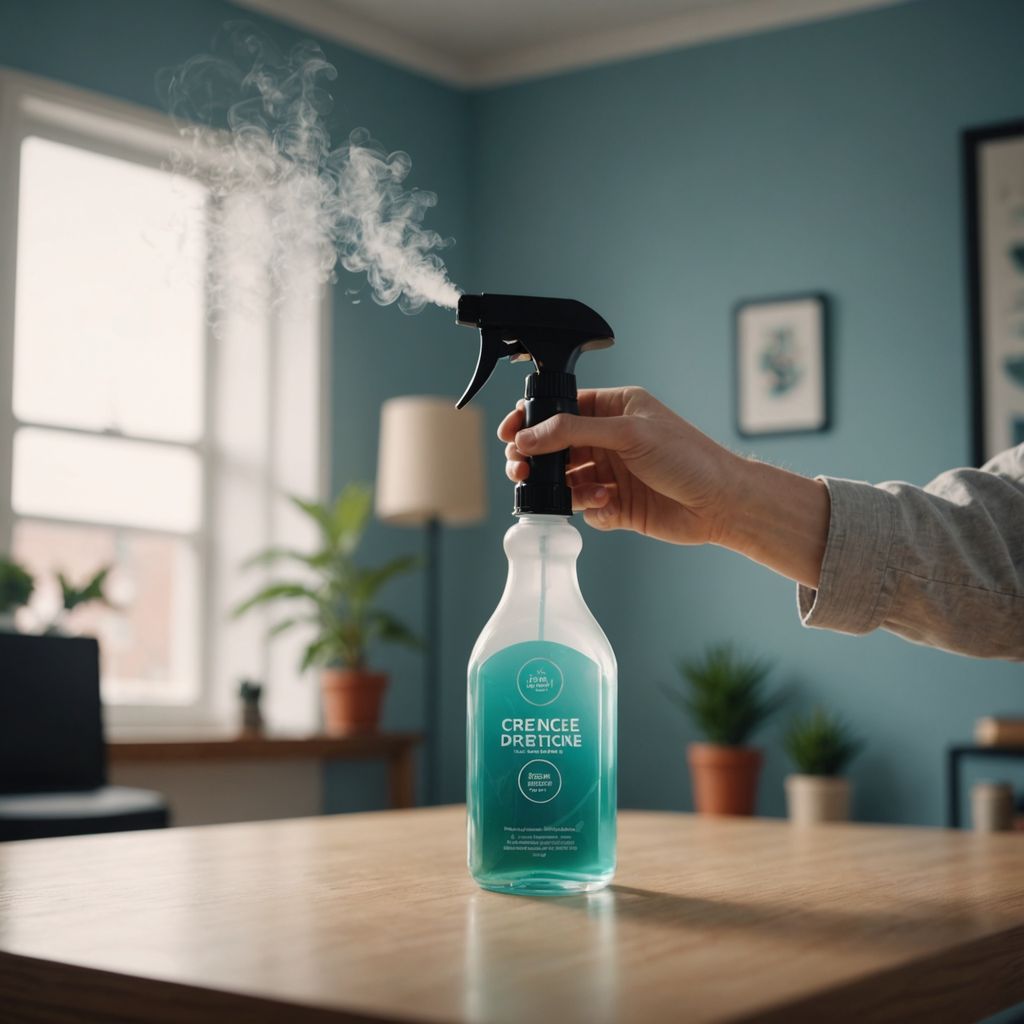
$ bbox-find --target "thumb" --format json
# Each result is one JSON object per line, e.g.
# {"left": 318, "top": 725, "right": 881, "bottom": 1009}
{"left": 515, "top": 412, "right": 637, "bottom": 455}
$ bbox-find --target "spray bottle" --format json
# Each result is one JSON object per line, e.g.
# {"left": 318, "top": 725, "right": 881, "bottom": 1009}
{"left": 456, "top": 293, "right": 617, "bottom": 895}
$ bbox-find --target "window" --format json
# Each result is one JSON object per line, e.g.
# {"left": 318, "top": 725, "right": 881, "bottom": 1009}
{"left": 0, "top": 72, "right": 328, "bottom": 728}
{"left": 11, "top": 136, "right": 206, "bottom": 705}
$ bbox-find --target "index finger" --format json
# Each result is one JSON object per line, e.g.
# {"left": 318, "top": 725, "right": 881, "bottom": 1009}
{"left": 499, "top": 390, "right": 605, "bottom": 442}
{"left": 497, "top": 400, "right": 525, "bottom": 442}
{"left": 576, "top": 389, "right": 598, "bottom": 417}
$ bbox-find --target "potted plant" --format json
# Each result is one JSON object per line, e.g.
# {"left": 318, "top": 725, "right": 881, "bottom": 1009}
{"left": 238, "top": 679, "right": 265, "bottom": 737}
{"left": 0, "top": 556, "right": 34, "bottom": 631}
{"left": 234, "top": 483, "right": 419, "bottom": 735}
{"left": 669, "top": 643, "right": 783, "bottom": 816}
{"left": 48, "top": 566, "right": 113, "bottom": 634}
{"left": 783, "top": 708, "right": 862, "bottom": 825}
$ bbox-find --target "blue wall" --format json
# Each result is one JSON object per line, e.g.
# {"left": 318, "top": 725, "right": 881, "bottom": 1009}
{"left": 3, "top": 0, "right": 1023, "bottom": 823}
{"left": 469, "top": 0, "right": 1024, "bottom": 824}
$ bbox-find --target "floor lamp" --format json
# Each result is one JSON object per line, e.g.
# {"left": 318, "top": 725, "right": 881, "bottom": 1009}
{"left": 375, "top": 397, "right": 486, "bottom": 805}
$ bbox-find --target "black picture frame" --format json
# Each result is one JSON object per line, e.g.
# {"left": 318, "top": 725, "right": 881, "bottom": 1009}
{"left": 733, "top": 293, "right": 830, "bottom": 438}
{"left": 963, "top": 118, "right": 1024, "bottom": 466}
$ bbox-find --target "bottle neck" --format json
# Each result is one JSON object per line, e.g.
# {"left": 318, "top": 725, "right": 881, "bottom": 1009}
{"left": 516, "top": 513, "right": 574, "bottom": 527}
{"left": 505, "top": 515, "right": 581, "bottom": 561}
{"left": 501, "top": 516, "right": 584, "bottom": 641}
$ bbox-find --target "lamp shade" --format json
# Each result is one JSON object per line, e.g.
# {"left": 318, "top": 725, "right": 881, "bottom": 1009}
{"left": 376, "top": 396, "right": 487, "bottom": 526}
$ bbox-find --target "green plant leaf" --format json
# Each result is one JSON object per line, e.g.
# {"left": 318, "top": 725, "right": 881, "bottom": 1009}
{"left": 58, "top": 566, "right": 112, "bottom": 612}
{"left": 0, "top": 557, "right": 35, "bottom": 615}
{"left": 784, "top": 708, "right": 863, "bottom": 776}
{"left": 367, "top": 610, "right": 421, "bottom": 649}
{"left": 300, "top": 638, "right": 331, "bottom": 672}
{"left": 80, "top": 567, "right": 111, "bottom": 603}
{"left": 332, "top": 483, "right": 373, "bottom": 555}
{"left": 289, "top": 496, "right": 334, "bottom": 542}
{"left": 57, "top": 571, "right": 75, "bottom": 608}
{"left": 242, "top": 546, "right": 333, "bottom": 571}
{"left": 232, "top": 582, "right": 321, "bottom": 618}
{"left": 349, "top": 554, "right": 420, "bottom": 604}
{"left": 267, "top": 616, "right": 313, "bottom": 638}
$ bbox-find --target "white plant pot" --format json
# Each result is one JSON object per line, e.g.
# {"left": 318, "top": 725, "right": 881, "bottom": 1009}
{"left": 785, "top": 774, "right": 851, "bottom": 825}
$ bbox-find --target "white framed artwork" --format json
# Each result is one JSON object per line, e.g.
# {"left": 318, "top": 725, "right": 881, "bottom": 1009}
{"left": 734, "top": 294, "right": 829, "bottom": 437}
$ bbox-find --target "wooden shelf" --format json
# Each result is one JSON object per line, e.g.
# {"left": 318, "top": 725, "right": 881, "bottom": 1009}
{"left": 109, "top": 732, "right": 421, "bottom": 763}
{"left": 108, "top": 732, "right": 422, "bottom": 809}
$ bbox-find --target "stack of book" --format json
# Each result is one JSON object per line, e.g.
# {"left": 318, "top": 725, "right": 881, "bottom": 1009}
{"left": 974, "top": 717, "right": 1024, "bottom": 747}
{"left": 973, "top": 718, "right": 1024, "bottom": 831}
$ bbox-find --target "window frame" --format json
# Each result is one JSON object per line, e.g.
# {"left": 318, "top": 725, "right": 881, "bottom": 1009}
{"left": 0, "top": 69, "right": 332, "bottom": 731}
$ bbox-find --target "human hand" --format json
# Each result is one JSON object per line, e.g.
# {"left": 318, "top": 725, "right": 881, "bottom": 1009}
{"left": 498, "top": 386, "right": 744, "bottom": 545}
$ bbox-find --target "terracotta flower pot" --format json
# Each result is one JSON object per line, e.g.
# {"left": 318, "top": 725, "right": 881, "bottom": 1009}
{"left": 687, "top": 742, "right": 763, "bottom": 816}
{"left": 785, "top": 774, "right": 851, "bottom": 825}
{"left": 320, "top": 668, "right": 388, "bottom": 736}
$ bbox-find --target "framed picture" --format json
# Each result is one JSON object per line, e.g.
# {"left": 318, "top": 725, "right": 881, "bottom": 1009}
{"left": 734, "top": 294, "right": 829, "bottom": 437}
{"left": 964, "top": 119, "right": 1024, "bottom": 465}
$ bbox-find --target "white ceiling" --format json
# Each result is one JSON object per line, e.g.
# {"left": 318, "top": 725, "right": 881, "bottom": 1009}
{"left": 233, "top": 0, "right": 908, "bottom": 87}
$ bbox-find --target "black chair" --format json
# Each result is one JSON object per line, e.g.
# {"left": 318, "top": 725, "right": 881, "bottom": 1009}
{"left": 0, "top": 633, "right": 170, "bottom": 840}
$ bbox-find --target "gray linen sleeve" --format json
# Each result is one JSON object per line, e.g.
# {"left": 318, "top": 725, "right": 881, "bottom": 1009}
{"left": 797, "top": 445, "right": 1024, "bottom": 660}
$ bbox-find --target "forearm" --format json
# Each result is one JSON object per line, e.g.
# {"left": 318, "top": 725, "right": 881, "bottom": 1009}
{"left": 716, "top": 457, "right": 830, "bottom": 588}
{"left": 729, "top": 444, "right": 1024, "bottom": 661}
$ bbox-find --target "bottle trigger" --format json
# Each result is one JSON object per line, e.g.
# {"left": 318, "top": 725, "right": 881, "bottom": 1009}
{"left": 457, "top": 329, "right": 513, "bottom": 409}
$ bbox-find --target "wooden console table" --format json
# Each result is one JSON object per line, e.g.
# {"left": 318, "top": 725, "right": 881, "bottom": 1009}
{"left": 109, "top": 733, "right": 421, "bottom": 809}
{"left": 2, "top": 808, "right": 1023, "bottom": 1022}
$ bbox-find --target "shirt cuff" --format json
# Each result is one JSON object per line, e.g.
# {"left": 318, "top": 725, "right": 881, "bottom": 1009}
{"left": 797, "top": 476, "right": 899, "bottom": 635}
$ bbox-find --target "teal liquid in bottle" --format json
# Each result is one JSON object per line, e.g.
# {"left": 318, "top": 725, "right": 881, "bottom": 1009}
{"left": 467, "top": 513, "right": 617, "bottom": 895}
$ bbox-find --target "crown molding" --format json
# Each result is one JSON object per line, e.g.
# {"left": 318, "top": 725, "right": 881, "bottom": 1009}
{"left": 231, "top": 0, "right": 909, "bottom": 89}
{"left": 230, "top": 0, "right": 473, "bottom": 85}
{"left": 467, "top": 0, "right": 909, "bottom": 87}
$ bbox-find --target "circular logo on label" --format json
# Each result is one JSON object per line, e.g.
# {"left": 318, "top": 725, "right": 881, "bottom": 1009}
{"left": 517, "top": 759, "right": 562, "bottom": 804}
{"left": 516, "top": 657, "right": 564, "bottom": 706}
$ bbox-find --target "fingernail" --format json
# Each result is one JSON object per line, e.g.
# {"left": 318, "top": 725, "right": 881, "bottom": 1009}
{"left": 594, "top": 486, "right": 608, "bottom": 501}
{"left": 515, "top": 429, "right": 535, "bottom": 451}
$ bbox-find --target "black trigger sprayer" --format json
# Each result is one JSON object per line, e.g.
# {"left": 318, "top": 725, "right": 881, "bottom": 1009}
{"left": 455, "top": 293, "right": 615, "bottom": 515}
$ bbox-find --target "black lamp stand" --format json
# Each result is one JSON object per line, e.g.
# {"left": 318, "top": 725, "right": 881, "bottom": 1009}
{"left": 424, "top": 516, "right": 441, "bottom": 805}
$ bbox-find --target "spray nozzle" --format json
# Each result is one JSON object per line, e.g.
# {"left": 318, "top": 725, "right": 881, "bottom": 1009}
{"left": 455, "top": 293, "right": 615, "bottom": 515}
{"left": 455, "top": 293, "right": 613, "bottom": 407}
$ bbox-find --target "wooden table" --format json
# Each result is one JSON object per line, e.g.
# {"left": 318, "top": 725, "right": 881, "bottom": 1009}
{"left": 2, "top": 808, "right": 1023, "bottom": 1023}
{"left": 109, "top": 733, "right": 421, "bottom": 810}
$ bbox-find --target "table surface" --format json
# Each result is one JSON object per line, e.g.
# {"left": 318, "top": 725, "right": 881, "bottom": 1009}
{"left": 2, "top": 808, "right": 1023, "bottom": 1024}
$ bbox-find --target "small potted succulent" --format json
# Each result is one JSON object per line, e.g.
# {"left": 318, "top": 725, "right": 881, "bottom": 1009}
{"left": 0, "top": 556, "right": 34, "bottom": 631}
{"left": 783, "top": 708, "right": 862, "bottom": 825}
{"left": 669, "top": 643, "right": 783, "bottom": 816}
{"left": 234, "top": 483, "right": 420, "bottom": 735}
{"left": 238, "top": 679, "right": 265, "bottom": 737}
